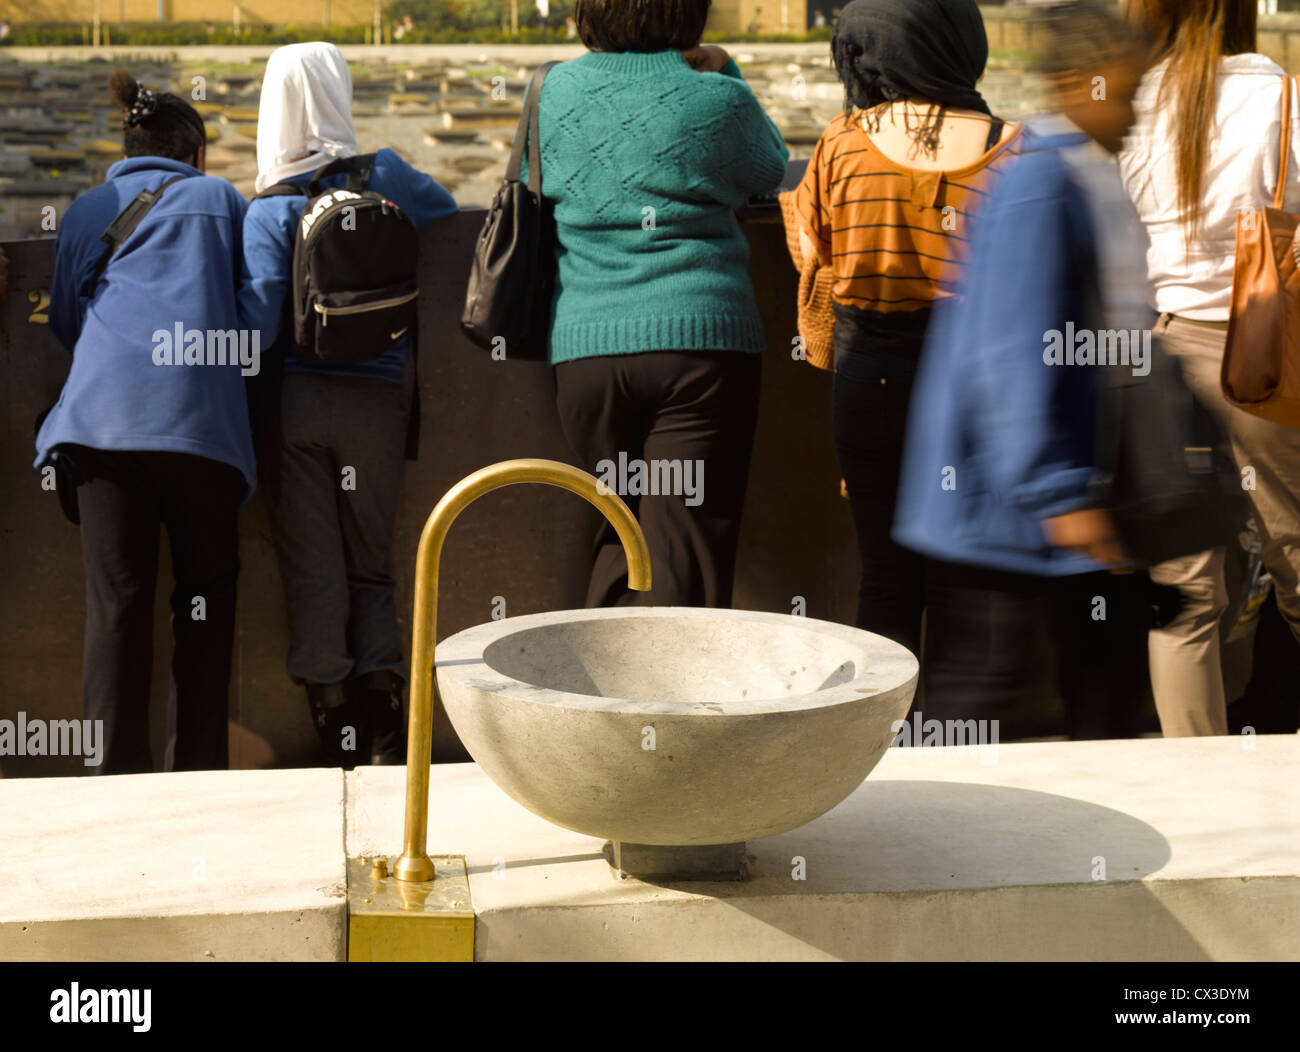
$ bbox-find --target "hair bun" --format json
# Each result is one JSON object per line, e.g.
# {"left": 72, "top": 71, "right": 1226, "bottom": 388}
{"left": 108, "top": 69, "right": 138, "bottom": 108}
{"left": 109, "top": 69, "right": 158, "bottom": 127}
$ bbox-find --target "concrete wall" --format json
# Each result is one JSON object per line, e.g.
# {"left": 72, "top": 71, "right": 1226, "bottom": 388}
{"left": 6, "top": 1, "right": 1299, "bottom": 60}
{"left": 710, "top": 0, "right": 809, "bottom": 35}
{"left": 0, "top": 203, "right": 860, "bottom": 777}
{"left": 0, "top": 0, "right": 372, "bottom": 25}
{"left": 0, "top": 0, "right": 808, "bottom": 32}
{"left": 7, "top": 735, "right": 1295, "bottom": 961}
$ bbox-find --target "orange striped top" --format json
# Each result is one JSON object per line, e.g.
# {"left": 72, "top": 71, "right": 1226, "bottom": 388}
{"left": 793, "top": 111, "right": 1027, "bottom": 316}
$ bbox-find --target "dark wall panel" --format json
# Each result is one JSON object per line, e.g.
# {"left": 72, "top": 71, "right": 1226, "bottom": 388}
{"left": 0, "top": 203, "right": 856, "bottom": 776}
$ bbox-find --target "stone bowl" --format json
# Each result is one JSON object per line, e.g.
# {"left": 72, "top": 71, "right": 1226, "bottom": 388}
{"left": 434, "top": 608, "right": 917, "bottom": 848}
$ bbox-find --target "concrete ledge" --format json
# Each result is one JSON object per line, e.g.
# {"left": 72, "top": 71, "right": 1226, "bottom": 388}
{"left": 348, "top": 736, "right": 1300, "bottom": 961}
{"left": 1, "top": 737, "right": 1294, "bottom": 960}
{"left": 0, "top": 768, "right": 347, "bottom": 961}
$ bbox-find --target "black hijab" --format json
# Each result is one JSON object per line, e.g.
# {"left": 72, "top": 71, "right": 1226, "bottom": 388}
{"left": 832, "top": 0, "right": 992, "bottom": 117}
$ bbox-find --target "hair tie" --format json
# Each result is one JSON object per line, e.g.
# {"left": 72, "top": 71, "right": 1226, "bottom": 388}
{"left": 124, "top": 82, "right": 158, "bottom": 127}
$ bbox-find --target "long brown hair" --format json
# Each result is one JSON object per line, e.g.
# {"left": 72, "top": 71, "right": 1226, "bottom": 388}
{"left": 1125, "top": 0, "right": 1256, "bottom": 238}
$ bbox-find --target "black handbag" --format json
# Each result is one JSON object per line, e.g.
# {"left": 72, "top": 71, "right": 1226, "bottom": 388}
{"left": 460, "top": 61, "right": 561, "bottom": 362}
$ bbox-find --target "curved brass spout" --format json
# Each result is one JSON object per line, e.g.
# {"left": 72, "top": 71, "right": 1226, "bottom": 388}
{"left": 394, "top": 459, "right": 652, "bottom": 882}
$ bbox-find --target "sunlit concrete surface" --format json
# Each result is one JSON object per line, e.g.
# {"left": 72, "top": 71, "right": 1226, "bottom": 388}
{"left": 348, "top": 736, "right": 1300, "bottom": 961}
{"left": 0, "top": 768, "right": 346, "bottom": 961}
{"left": 0, "top": 737, "right": 1294, "bottom": 961}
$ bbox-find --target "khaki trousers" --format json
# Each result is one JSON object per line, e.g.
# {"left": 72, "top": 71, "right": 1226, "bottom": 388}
{"left": 1149, "top": 313, "right": 1300, "bottom": 736}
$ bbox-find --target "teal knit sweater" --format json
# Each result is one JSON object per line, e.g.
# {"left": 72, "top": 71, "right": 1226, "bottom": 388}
{"left": 526, "top": 50, "right": 790, "bottom": 364}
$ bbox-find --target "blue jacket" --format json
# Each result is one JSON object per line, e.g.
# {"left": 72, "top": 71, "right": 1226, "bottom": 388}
{"left": 239, "top": 148, "right": 457, "bottom": 383}
{"left": 892, "top": 129, "right": 1107, "bottom": 577}
{"left": 36, "top": 156, "right": 257, "bottom": 501}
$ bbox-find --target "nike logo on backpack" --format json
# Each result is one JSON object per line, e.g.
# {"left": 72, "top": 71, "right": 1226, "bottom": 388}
{"left": 391, "top": 328, "right": 408, "bottom": 341}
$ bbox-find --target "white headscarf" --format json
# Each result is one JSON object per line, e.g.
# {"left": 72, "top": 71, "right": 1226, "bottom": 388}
{"left": 255, "top": 42, "right": 357, "bottom": 195}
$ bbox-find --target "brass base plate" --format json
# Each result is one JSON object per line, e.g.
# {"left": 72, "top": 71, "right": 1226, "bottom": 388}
{"left": 347, "top": 855, "right": 475, "bottom": 962}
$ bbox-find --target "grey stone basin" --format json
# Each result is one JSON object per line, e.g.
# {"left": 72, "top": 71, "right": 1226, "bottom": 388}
{"left": 435, "top": 608, "right": 918, "bottom": 858}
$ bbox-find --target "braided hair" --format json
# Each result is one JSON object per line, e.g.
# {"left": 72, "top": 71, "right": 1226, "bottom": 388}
{"left": 108, "top": 69, "right": 207, "bottom": 163}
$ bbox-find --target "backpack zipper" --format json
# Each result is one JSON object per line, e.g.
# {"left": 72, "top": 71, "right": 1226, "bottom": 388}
{"left": 314, "top": 289, "right": 419, "bottom": 327}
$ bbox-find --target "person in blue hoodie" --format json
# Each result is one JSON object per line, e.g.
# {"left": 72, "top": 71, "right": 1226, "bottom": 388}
{"left": 240, "top": 43, "right": 457, "bottom": 768}
{"left": 36, "top": 70, "right": 254, "bottom": 774}
{"left": 892, "top": 2, "right": 1156, "bottom": 738}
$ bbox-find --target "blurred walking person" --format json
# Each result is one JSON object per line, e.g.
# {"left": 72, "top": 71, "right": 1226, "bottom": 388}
{"left": 893, "top": 2, "right": 1157, "bottom": 738}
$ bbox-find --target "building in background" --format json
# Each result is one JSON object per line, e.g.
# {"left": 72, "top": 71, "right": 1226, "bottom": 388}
{"left": 0, "top": 0, "right": 809, "bottom": 31}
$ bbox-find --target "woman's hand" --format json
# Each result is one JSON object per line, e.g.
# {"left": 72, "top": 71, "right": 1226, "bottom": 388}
{"left": 1042, "top": 507, "right": 1131, "bottom": 571}
{"left": 681, "top": 46, "right": 731, "bottom": 73}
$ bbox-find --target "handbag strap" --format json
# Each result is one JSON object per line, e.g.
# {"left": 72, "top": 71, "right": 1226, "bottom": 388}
{"left": 506, "top": 61, "right": 561, "bottom": 193}
{"left": 1275, "top": 74, "right": 1297, "bottom": 210}
{"left": 86, "top": 174, "right": 186, "bottom": 297}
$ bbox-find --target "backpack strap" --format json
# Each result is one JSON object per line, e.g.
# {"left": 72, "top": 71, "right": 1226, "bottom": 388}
{"left": 405, "top": 327, "right": 421, "bottom": 462}
{"left": 309, "top": 153, "right": 378, "bottom": 197}
{"left": 254, "top": 182, "right": 310, "bottom": 200}
{"left": 89, "top": 174, "right": 187, "bottom": 290}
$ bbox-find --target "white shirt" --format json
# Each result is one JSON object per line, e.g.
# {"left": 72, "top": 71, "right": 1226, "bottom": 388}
{"left": 1118, "top": 53, "right": 1300, "bottom": 321}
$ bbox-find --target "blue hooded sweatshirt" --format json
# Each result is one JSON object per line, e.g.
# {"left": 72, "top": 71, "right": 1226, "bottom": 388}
{"left": 36, "top": 156, "right": 257, "bottom": 501}
{"left": 239, "top": 148, "right": 457, "bottom": 383}
{"left": 892, "top": 126, "right": 1110, "bottom": 577}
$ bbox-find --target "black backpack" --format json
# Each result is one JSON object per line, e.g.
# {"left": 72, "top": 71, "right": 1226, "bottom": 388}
{"left": 257, "top": 154, "right": 419, "bottom": 366}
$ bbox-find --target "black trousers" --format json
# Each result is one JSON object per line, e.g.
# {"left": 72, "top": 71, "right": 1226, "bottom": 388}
{"left": 922, "top": 559, "right": 1152, "bottom": 740}
{"left": 72, "top": 446, "right": 242, "bottom": 774}
{"left": 831, "top": 370, "right": 925, "bottom": 655}
{"left": 269, "top": 369, "right": 410, "bottom": 688}
{"left": 554, "top": 350, "right": 762, "bottom": 608}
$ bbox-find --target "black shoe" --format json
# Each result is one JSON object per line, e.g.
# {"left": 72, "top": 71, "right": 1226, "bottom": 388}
{"left": 305, "top": 682, "right": 370, "bottom": 769}
{"left": 347, "top": 675, "right": 407, "bottom": 766}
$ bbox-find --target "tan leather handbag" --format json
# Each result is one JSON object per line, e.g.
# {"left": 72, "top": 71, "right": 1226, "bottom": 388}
{"left": 1222, "top": 73, "right": 1300, "bottom": 427}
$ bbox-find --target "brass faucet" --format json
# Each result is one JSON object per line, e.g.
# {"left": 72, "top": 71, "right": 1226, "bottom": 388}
{"left": 394, "top": 459, "right": 652, "bottom": 882}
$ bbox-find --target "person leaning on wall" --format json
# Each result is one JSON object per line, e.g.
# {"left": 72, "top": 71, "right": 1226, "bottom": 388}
{"left": 239, "top": 43, "right": 458, "bottom": 769}
{"left": 789, "top": 0, "right": 1028, "bottom": 713}
{"left": 521, "top": 0, "right": 790, "bottom": 611}
{"left": 34, "top": 71, "right": 254, "bottom": 774}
